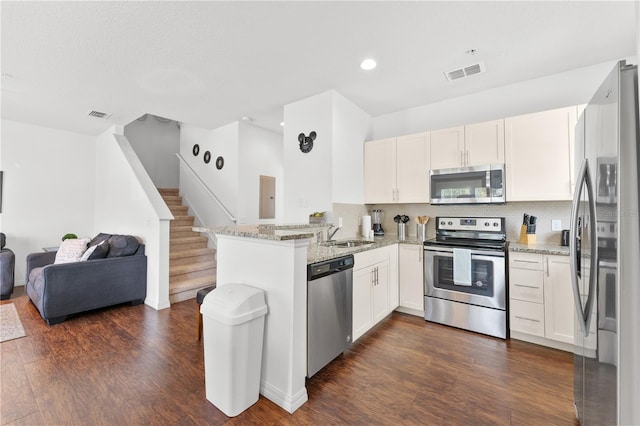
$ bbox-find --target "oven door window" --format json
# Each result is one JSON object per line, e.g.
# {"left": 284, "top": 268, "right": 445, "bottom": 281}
{"left": 432, "top": 255, "right": 494, "bottom": 297}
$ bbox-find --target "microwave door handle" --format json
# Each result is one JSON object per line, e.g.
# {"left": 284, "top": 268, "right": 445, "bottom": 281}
{"left": 570, "top": 159, "right": 590, "bottom": 337}
{"left": 486, "top": 170, "right": 492, "bottom": 199}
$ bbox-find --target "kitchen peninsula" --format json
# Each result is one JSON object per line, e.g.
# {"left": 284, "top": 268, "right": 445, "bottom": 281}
{"left": 198, "top": 224, "right": 411, "bottom": 413}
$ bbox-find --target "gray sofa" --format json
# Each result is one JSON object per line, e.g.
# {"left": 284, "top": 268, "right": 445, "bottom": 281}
{"left": 25, "top": 233, "right": 147, "bottom": 325}
{"left": 1, "top": 233, "right": 15, "bottom": 300}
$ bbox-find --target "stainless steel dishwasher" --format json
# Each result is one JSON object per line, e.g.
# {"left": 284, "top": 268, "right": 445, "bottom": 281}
{"left": 307, "top": 254, "right": 354, "bottom": 378}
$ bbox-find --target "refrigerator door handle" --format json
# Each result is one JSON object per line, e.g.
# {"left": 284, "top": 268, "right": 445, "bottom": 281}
{"left": 570, "top": 159, "right": 597, "bottom": 337}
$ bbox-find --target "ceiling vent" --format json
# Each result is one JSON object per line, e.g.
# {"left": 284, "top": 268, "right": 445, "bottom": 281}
{"left": 444, "top": 62, "right": 485, "bottom": 81}
{"left": 87, "top": 110, "right": 112, "bottom": 119}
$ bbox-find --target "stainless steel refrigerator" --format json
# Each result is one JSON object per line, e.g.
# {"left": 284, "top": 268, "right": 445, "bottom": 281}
{"left": 571, "top": 60, "right": 640, "bottom": 425}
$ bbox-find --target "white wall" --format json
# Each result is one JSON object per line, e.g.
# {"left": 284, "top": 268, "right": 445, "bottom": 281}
{"left": 0, "top": 119, "right": 95, "bottom": 285}
{"left": 124, "top": 114, "right": 180, "bottom": 188}
{"left": 282, "top": 90, "right": 372, "bottom": 223}
{"left": 283, "top": 91, "right": 334, "bottom": 222}
{"left": 179, "top": 122, "right": 239, "bottom": 229}
{"left": 332, "top": 92, "right": 372, "bottom": 205}
{"left": 94, "top": 129, "right": 173, "bottom": 310}
{"left": 372, "top": 59, "right": 636, "bottom": 139}
{"left": 238, "top": 122, "right": 283, "bottom": 224}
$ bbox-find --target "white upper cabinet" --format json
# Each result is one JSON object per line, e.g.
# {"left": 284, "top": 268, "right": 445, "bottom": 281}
{"left": 430, "top": 119, "right": 505, "bottom": 170}
{"left": 430, "top": 126, "right": 464, "bottom": 170}
{"left": 505, "top": 106, "right": 577, "bottom": 201}
{"left": 364, "top": 132, "right": 430, "bottom": 204}
{"left": 395, "top": 133, "right": 430, "bottom": 203}
{"left": 465, "top": 119, "right": 505, "bottom": 167}
{"left": 364, "top": 138, "right": 396, "bottom": 203}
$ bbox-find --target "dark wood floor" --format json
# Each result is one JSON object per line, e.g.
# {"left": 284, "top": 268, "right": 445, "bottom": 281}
{"left": 1, "top": 289, "right": 579, "bottom": 425}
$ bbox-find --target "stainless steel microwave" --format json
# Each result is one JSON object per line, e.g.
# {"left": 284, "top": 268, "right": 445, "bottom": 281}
{"left": 430, "top": 164, "right": 505, "bottom": 205}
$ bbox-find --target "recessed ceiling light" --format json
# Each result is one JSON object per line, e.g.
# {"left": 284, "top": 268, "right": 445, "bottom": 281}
{"left": 241, "top": 116, "right": 253, "bottom": 122}
{"left": 280, "top": 122, "right": 285, "bottom": 127}
{"left": 360, "top": 59, "right": 377, "bottom": 71}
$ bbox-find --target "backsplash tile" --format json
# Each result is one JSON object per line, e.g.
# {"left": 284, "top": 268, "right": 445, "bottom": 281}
{"left": 338, "top": 201, "right": 572, "bottom": 245}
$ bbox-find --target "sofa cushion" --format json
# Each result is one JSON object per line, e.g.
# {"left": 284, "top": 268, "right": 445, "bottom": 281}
{"left": 106, "top": 235, "right": 140, "bottom": 258}
{"left": 54, "top": 238, "right": 90, "bottom": 264}
{"left": 80, "top": 240, "right": 109, "bottom": 261}
{"left": 0, "top": 233, "right": 5, "bottom": 249}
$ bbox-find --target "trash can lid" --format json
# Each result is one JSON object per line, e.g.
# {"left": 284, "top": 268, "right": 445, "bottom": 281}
{"left": 200, "top": 283, "right": 268, "bottom": 325}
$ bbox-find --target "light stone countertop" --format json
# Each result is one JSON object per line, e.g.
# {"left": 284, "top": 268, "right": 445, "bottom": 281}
{"left": 194, "top": 225, "right": 424, "bottom": 264}
{"left": 194, "top": 225, "right": 317, "bottom": 241}
{"left": 509, "top": 242, "right": 570, "bottom": 256}
{"left": 307, "top": 236, "right": 423, "bottom": 264}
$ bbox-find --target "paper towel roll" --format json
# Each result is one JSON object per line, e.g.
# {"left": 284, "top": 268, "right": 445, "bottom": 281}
{"left": 361, "top": 215, "right": 372, "bottom": 237}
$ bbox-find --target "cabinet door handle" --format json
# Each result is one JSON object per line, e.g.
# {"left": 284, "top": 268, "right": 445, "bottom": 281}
{"left": 546, "top": 257, "right": 549, "bottom": 277}
{"left": 514, "top": 283, "right": 540, "bottom": 289}
{"left": 515, "top": 315, "right": 541, "bottom": 323}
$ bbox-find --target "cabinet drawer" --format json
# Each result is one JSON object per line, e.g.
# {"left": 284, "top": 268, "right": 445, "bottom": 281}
{"left": 509, "top": 252, "right": 543, "bottom": 270}
{"left": 510, "top": 299, "right": 545, "bottom": 337}
{"left": 510, "top": 268, "right": 544, "bottom": 303}
{"left": 354, "top": 246, "right": 389, "bottom": 270}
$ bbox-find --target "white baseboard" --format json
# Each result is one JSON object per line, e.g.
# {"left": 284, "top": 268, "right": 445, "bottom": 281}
{"left": 260, "top": 380, "right": 308, "bottom": 414}
{"left": 395, "top": 306, "right": 425, "bottom": 317}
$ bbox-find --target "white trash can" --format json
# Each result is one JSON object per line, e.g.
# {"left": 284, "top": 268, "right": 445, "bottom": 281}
{"left": 200, "top": 283, "right": 268, "bottom": 417}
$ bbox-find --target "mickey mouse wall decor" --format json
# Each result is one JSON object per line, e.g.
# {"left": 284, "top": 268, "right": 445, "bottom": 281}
{"left": 298, "top": 131, "right": 317, "bottom": 153}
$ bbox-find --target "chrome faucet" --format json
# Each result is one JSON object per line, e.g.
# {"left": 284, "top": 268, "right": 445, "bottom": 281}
{"left": 327, "top": 225, "right": 341, "bottom": 242}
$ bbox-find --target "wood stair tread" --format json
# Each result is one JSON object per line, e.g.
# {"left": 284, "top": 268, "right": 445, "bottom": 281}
{"left": 169, "top": 275, "right": 217, "bottom": 294}
{"left": 170, "top": 247, "right": 216, "bottom": 259}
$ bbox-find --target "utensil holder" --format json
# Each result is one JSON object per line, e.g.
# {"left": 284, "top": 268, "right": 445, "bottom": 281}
{"left": 519, "top": 224, "right": 537, "bottom": 245}
{"left": 397, "top": 223, "right": 407, "bottom": 241}
{"left": 416, "top": 223, "right": 427, "bottom": 242}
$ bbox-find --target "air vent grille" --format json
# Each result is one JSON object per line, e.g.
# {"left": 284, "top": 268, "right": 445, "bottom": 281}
{"left": 87, "top": 110, "right": 112, "bottom": 119}
{"left": 445, "top": 62, "right": 485, "bottom": 81}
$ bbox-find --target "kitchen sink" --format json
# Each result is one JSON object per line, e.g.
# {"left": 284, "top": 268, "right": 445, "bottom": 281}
{"left": 321, "top": 239, "right": 375, "bottom": 248}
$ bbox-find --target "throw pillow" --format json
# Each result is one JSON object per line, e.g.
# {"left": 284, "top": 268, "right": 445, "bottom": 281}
{"left": 106, "top": 235, "right": 140, "bottom": 257}
{"left": 54, "top": 238, "right": 91, "bottom": 264}
{"left": 80, "top": 240, "right": 109, "bottom": 261}
{"left": 88, "top": 240, "right": 109, "bottom": 259}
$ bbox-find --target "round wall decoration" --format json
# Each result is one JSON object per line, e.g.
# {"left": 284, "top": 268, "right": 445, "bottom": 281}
{"left": 192, "top": 144, "right": 200, "bottom": 156}
{"left": 203, "top": 151, "right": 211, "bottom": 164}
{"left": 216, "top": 156, "right": 224, "bottom": 170}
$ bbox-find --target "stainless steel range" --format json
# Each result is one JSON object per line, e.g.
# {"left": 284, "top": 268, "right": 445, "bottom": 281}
{"left": 423, "top": 216, "right": 508, "bottom": 339}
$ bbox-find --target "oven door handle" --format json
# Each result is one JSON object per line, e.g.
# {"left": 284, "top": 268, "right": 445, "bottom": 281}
{"left": 570, "top": 159, "right": 597, "bottom": 338}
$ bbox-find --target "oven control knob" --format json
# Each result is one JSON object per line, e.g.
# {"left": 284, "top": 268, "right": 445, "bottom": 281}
{"left": 493, "top": 222, "right": 499, "bottom": 227}
{"left": 440, "top": 221, "right": 445, "bottom": 226}
{"left": 484, "top": 222, "right": 490, "bottom": 227}
{"left": 448, "top": 221, "right": 453, "bottom": 225}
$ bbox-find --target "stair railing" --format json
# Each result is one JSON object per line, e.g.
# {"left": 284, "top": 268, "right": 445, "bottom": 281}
{"left": 175, "top": 153, "right": 237, "bottom": 224}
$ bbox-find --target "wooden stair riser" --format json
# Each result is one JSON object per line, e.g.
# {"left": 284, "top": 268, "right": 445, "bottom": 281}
{"left": 165, "top": 199, "right": 183, "bottom": 207}
{"left": 171, "top": 242, "right": 208, "bottom": 251}
{"left": 172, "top": 217, "right": 195, "bottom": 227}
{"left": 170, "top": 253, "right": 216, "bottom": 267}
{"left": 169, "top": 275, "right": 217, "bottom": 294}
{"left": 170, "top": 259, "right": 216, "bottom": 276}
{"left": 170, "top": 230, "right": 201, "bottom": 239}
{"left": 170, "top": 247, "right": 216, "bottom": 260}
{"left": 169, "top": 206, "right": 189, "bottom": 215}
{"left": 170, "top": 267, "right": 217, "bottom": 282}
{"left": 158, "top": 188, "right": 179, "bottom": 196}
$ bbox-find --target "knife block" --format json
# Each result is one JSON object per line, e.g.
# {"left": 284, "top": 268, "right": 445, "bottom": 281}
{"left": 519, "top": 224, "right": 537, "bottom": 245}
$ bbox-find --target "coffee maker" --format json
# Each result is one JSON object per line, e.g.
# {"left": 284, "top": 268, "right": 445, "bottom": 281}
{"left": 372, "top": 209, "right": 384, "bottom": 236}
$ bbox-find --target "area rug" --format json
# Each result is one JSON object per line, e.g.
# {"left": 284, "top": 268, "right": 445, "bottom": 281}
{"left": 0, "top": 303, "right": 27, "bottom": 343}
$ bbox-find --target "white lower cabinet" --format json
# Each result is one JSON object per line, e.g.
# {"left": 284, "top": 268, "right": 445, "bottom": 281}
{"left": 509, "top": 252, "right": 576, "bottom": 350}
{"left": 398, "top": 244, "right": 424, "bottom": 314}
{"left": 543, "top": 255, "right": 574, "bottom": 344}
{"left": 353, "top": 246, "right": 391, "bottom": 342}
